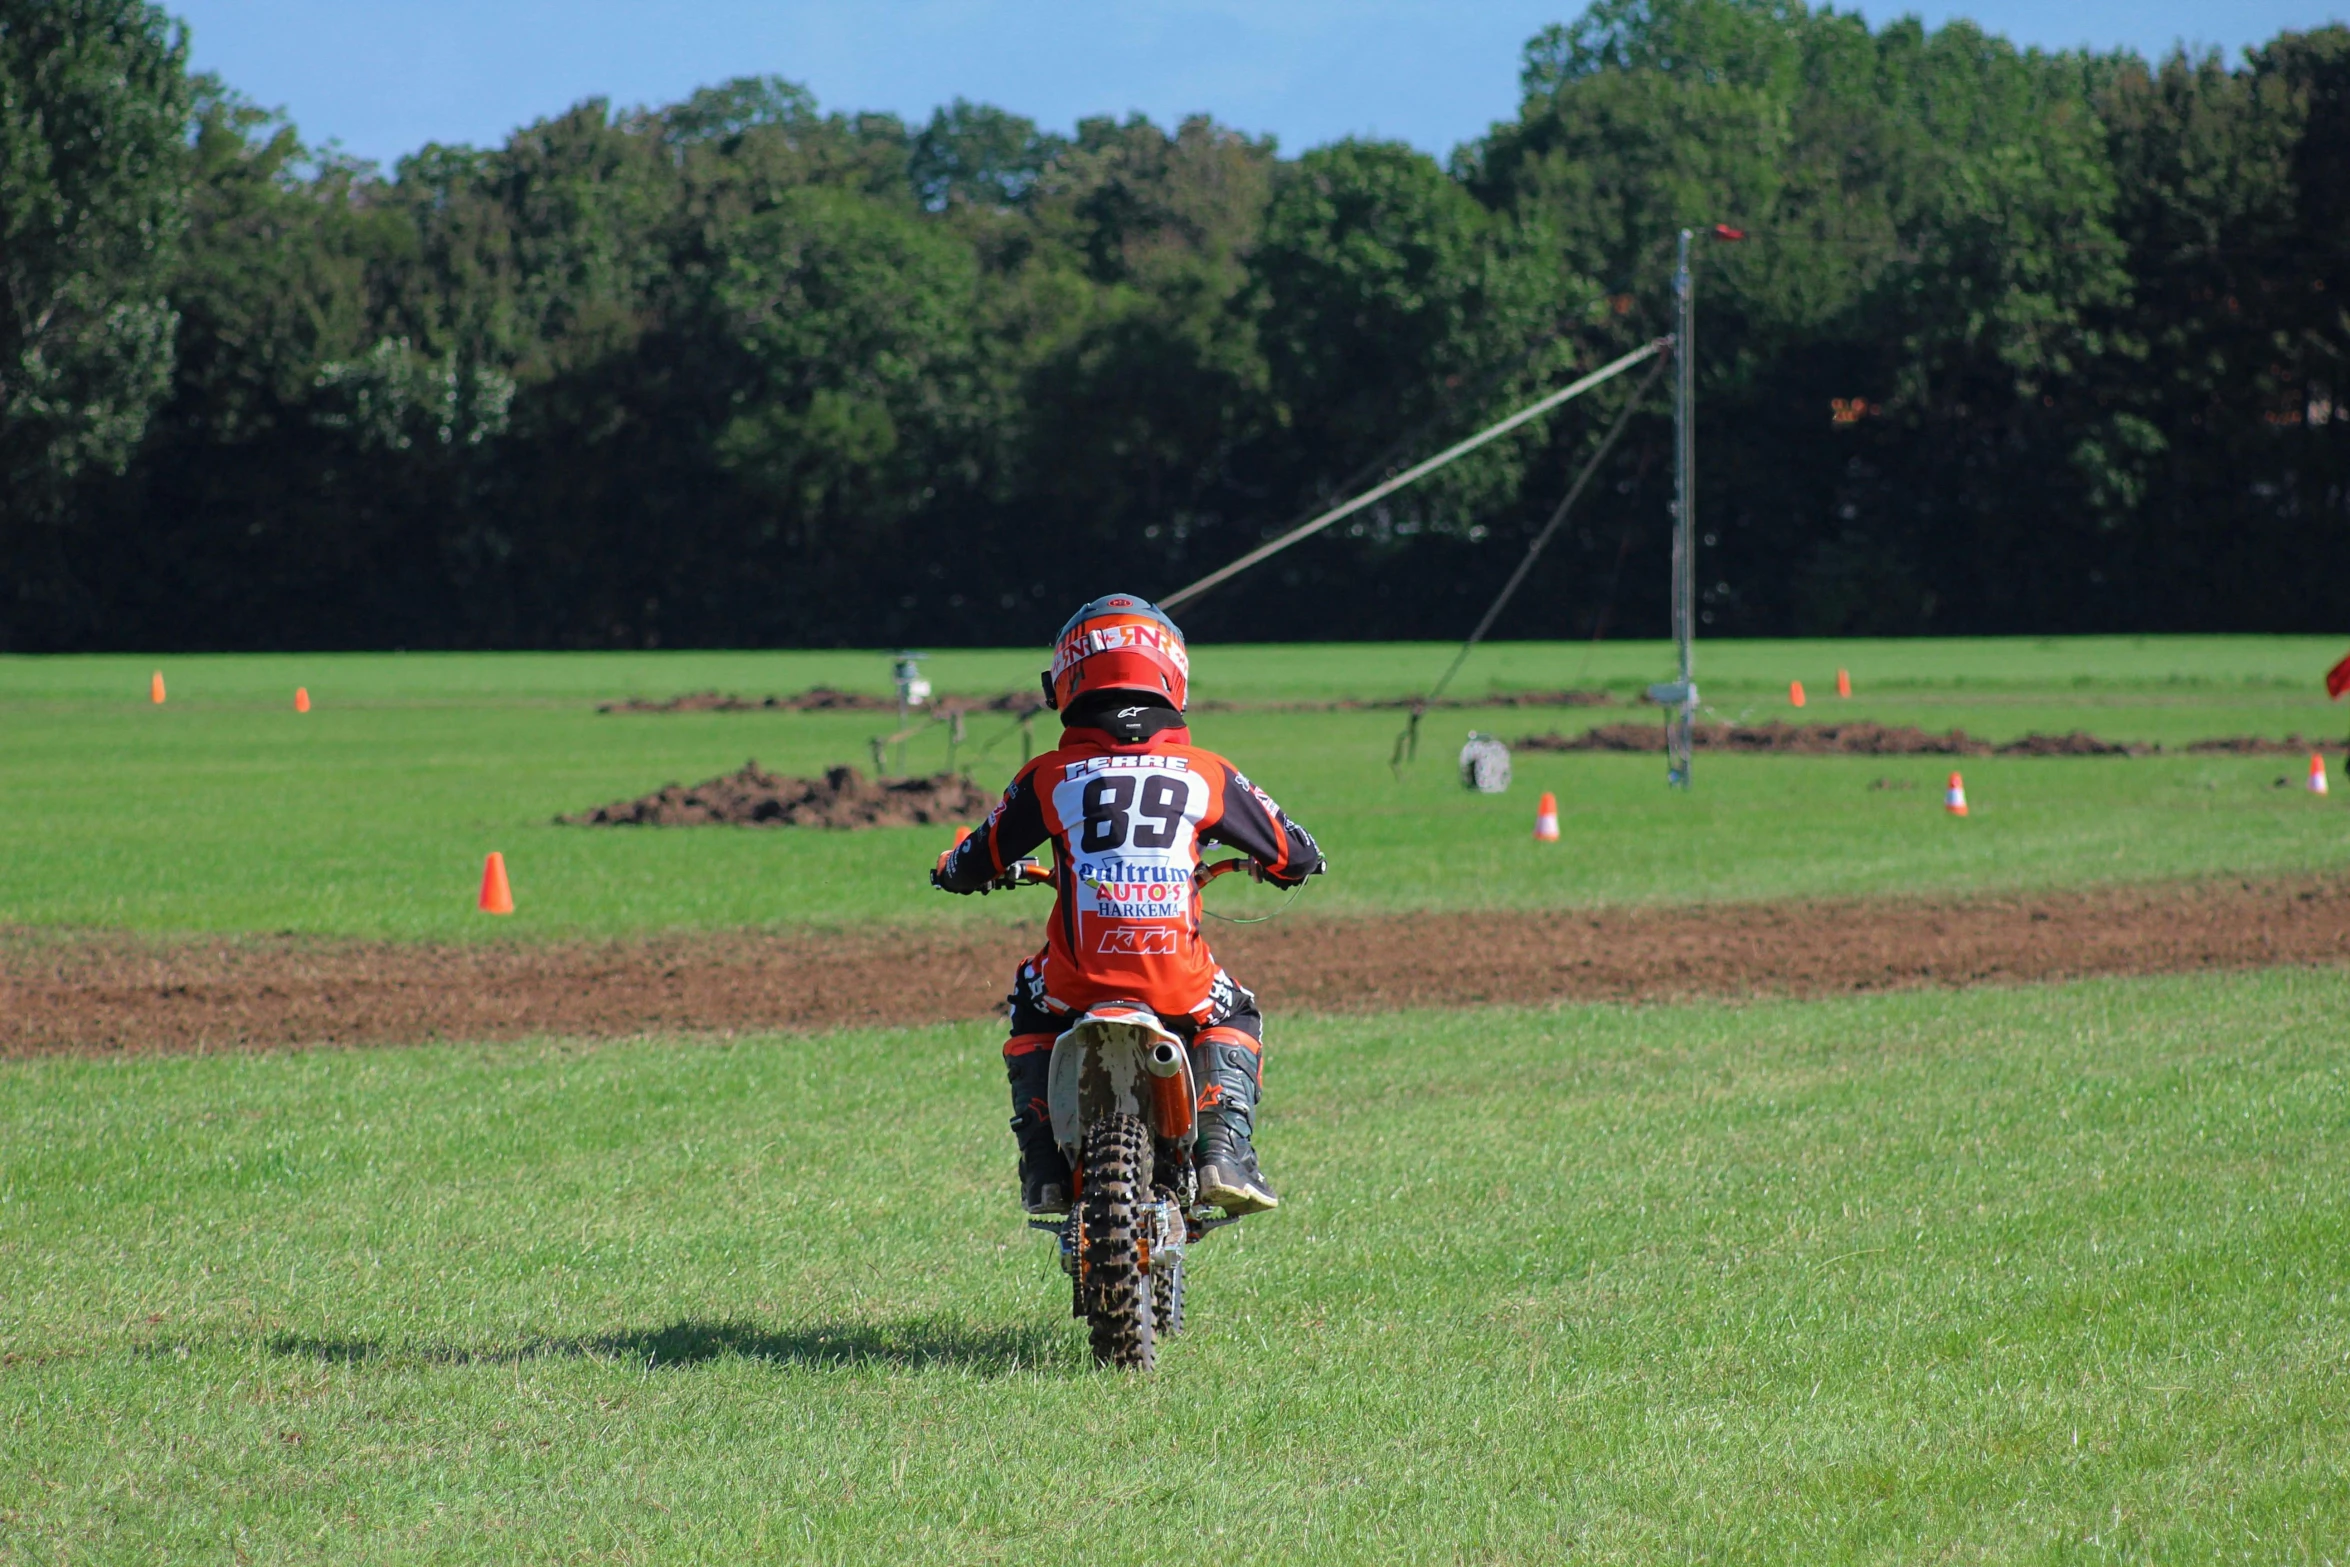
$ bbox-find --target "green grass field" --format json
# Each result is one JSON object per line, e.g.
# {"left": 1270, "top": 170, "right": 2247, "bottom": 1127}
{"left": 8, "top": 637, "right": 2350, "bottom": 1561}
{"left": 5, "top": 971, "right": 2346, "bottom": 1561}
{"left": 4, "top": 638, "right": 2347, "bottom": 938}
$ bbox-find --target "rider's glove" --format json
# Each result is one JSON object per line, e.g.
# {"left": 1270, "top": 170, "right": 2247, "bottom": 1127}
{"left": 933, "top": 829, "right": 976, "bottom": 894}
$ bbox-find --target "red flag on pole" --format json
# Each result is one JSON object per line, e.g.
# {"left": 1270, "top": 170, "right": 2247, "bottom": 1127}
{"left": 2329, "top": 651, "right": 2350, "bottom": 700}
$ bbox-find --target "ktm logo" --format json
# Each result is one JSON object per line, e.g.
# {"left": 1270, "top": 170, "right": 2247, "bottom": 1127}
{"left": 1096, "top": 927, "right": 1179, "bottom": 955}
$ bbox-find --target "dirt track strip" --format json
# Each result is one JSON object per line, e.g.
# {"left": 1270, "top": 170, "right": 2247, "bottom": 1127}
{"left": 7, "top": 878, "right": 2349, "bottom": 1056}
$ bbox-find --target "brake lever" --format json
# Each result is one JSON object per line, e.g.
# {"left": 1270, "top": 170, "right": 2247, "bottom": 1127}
{"left": 993, "top": 858, "right": 1047, "bottom": 890}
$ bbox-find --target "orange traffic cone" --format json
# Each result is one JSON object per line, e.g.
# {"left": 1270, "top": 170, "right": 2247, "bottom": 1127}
{"left": 2310, "top": 754, "right": 2329, "bottom": 796}
{"left": 149, "top": 671, "right": 165, "bottom": 704}
{"left": 294, "top": 687, "right": 310, "bottom": 713}
{"left": 1789, "top": 680, "right": 1806, "bottom": 708}
{"left": 1945, "top": 772, "right": 1969, "bottom": 816}
{"left": 1534, "top": 791, "right": 1560, "bottom": 841}
{"left": 478, "top": 851, "right": 515, "bottom": 915}
{"left": 1836, "top": 668, "right": 1852, "bottom": 699}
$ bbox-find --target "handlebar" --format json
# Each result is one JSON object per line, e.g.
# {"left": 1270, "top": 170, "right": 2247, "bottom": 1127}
{"left": 995, "top": 856, "right": 1257, "bottom": 890}
{"left": 939, "top": 821, "right": 1287, "bottom": 893}
{"left": 936, "top": 826, "right": 1325, "bottom": 915}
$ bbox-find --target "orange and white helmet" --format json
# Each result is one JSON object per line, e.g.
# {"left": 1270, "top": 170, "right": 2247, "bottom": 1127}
{"left": 1043, "top": 593, "right": 1190, "bottom": 711}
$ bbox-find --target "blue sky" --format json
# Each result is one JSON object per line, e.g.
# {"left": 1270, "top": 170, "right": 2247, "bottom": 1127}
{"left": 174, "top": 1, "right": 2344, "bottom": 168}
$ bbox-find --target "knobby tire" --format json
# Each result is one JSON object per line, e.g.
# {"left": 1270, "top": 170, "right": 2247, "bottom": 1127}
{"left": 1080, "top": 1113, "right": 1155, "bottom": 1370}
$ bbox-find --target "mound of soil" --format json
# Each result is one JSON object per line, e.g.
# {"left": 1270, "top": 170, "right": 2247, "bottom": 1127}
{"left": 1994, "top": 729, "right": 2145, "bottom": 756}
{"left": 1387, "top": 689, "right": 1615, "bottom": 710}
{"left": 601, "top": 688, "right": 1048, "bottom": 717}
{"left": 600, "top": 687, "right": 897, "bottom": 714}
{"left": 2182, "top": 734, "right": 2340, "bottom": 756}
{"left": 607, "top": 686, "right": 1610, "bottom": 719}
{"left": 10, "top": 878, "right": 2348, "bottom": 1055}
{"left": 561, "top": 762, "right": 992, "bottom": 829}
{"left": 934, "top": 691, "right": 1048, "bottom": 716}
{"left": 1197, "top": 689, "right": 1615, "bottom": 714}
{"left": 1518, "top": 722, "right": 2342, "bottom": 757}
{"left": 1521, "top": 721, "right": 1996, "bottom": 755}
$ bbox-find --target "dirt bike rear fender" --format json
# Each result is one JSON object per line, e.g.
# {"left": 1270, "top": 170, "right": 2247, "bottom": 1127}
{"left": 1047, "top": 1002, "right": 1198, "bottom": 1156}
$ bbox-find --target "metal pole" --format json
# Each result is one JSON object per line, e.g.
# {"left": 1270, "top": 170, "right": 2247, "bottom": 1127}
{"left": 1668, "top": 228, "right": 1696, "bottom": 789}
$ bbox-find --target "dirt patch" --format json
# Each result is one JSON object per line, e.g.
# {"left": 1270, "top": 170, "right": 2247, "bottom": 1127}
{"left": 2182, "top": 734, "right": 2338, "bottom": 755}
{"left": 1196, "top": 689, "right": 1614, "bottom": 713}
{"left": 560, "top": 762, "right": 993, "bottom": 829}
{"left": 1446, "top": 689, "right": 1614, "bottom": 708}
{"left": 1993, "top": 730, "right": 2142, "bottom": 756}
{"left": 604, "top": 686, "right": 1610, "bottom": 717}
{"left": 8, "top": 878, "right": 2347, "bottom": 1056}
{"left": 1518, "top": 721, "right": 2342, "bottom": 757}
{"left": 1525, "top": 720, "right": 1991, "bottom": 755}
{"left": 601, "top": 687, "right": 900, "bottom": 714}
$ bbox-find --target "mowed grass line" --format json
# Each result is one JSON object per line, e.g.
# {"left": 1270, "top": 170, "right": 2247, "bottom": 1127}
{"left": 7, "top": 639, "right": 2350, "bottom": 938}
{"left": 4, "top": 969, "right": 2346, "bottom": 1561}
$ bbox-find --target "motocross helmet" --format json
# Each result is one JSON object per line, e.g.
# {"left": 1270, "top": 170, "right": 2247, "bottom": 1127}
{"left": 1042, "top": 593, "right": 1189, "bottom": 712}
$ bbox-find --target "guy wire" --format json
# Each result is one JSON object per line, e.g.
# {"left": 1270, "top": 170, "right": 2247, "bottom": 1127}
{"left": 1394, "top": 353, "right": 1669, "bottom": 772}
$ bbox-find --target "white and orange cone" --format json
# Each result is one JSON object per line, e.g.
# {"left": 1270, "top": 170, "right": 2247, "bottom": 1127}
{"left": 478, "top": 851, "right": 515, "bottom": 915}
{"left": 2311, "top": 754, "right": 2330, "bottom": 796}
{"left": 1945, "top": 772, "right": 1969, "bottom": 816}
{"left": 1534, "top": 791, "right": 1560, "bottom": 841}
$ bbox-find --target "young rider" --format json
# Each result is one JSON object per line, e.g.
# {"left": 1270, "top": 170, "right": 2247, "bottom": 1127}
{"left": 931, "top": 594, "right": 1324, "bottom": 1219}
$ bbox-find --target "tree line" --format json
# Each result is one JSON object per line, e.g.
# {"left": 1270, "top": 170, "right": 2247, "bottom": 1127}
{"left": 4, "top": 0, "right": 2346, "bottom": 651}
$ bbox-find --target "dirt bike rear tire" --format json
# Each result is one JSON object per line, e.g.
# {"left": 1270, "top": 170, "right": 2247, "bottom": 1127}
{"left": 1080, "top": 1113, "right": 1155, "bottom": 1371}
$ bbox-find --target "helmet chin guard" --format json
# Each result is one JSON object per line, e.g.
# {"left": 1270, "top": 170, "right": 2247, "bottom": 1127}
{"left": 1043, "top": 594, "right": 1189, "bottom": 711}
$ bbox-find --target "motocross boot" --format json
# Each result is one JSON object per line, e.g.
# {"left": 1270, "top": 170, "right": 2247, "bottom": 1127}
{"left": 1006, "top": 1047, "right": 1072, "bottom": 1215}
{"left": 1191, "top": 1028, "right": 1279, "bottom": 1215}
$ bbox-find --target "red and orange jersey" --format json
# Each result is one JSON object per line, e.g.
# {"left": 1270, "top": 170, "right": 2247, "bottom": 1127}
{"left": 938, "top": 721, "right": 1321, "bottom": 1017}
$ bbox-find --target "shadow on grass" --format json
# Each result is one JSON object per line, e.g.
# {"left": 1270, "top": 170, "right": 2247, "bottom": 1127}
{"left": 264, "top": 1334, "right": 377, "bottom": 1364}
{"left": 266, "top": 1317, "right": 1066, "bottom": 1376}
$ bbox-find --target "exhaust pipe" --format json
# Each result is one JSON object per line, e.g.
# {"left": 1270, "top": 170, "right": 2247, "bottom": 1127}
{"left": 1146, "top": 1039, "right": 1194, "bottom": 1140}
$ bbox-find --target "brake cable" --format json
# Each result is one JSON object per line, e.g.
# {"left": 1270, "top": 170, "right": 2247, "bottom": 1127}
{"left": 1196, "top": 858, "right": 1311, "bottom": 925}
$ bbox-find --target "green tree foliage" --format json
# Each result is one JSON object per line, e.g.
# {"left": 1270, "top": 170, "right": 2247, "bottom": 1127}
{"left": 0, "top": 0, "right": 189, "bottom": 626}
{"left": 2086, "top": 31, "right": 2350, "bottom": 630}
{"left": 1256, "top": 140, "right": 1580, "bottom": 529}
{"left": 4, "top": 1, "right": 2345, "bottom": 649}
{"left": 1472, "top": 0, "right": 2140, "bottom": 634}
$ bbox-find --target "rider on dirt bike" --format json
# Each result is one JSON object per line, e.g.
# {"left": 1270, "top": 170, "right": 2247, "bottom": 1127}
{"left": 932, "top": 593, "right": 1324, "bottom": 1220}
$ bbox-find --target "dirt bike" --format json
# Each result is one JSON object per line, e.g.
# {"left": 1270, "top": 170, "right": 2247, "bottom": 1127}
{"left": 993, "top": 854, "right": 1261, "bottom": 1371}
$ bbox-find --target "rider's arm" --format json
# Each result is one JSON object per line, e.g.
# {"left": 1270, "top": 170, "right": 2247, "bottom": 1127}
{"left": 1199, "top": 761, "right": 1324, "bottom": 888}
{"left": 935, "top": 765, "right": 1051, "bottom": 893}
